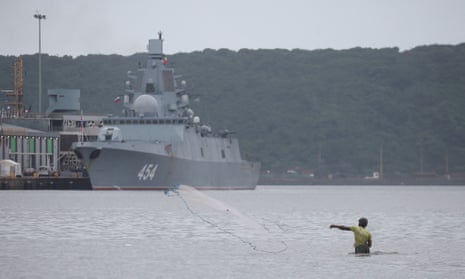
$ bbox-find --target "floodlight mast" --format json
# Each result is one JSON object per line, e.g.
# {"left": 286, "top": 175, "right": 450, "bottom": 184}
{"left": 34, "top": 12, "right": 46, "bottom": 115}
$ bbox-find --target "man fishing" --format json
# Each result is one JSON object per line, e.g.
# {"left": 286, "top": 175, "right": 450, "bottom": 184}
{"left": 330, "top": 217, "right": 372, "bottom": 254}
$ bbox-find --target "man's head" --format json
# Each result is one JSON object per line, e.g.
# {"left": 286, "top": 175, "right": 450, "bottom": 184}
{"left": 358, "top": 217, "right": 368, "bottom": 228}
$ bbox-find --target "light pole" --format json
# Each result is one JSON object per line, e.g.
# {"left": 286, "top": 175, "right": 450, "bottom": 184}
{"left": 34, "top": 12, "right": 46, "bottom": 115}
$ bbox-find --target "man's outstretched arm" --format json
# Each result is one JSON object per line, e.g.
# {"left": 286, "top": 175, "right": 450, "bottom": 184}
{"left": 329, "top": 224, "right": 351, "bottom": 231}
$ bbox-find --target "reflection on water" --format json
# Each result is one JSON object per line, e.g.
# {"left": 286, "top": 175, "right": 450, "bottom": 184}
{"left": 1, "top": 186, "right": 465, "bottom": 278}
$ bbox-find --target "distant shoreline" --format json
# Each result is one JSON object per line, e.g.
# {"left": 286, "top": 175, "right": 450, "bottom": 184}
{"left": 258, "top": 174, "right": 465, "bottom": 186}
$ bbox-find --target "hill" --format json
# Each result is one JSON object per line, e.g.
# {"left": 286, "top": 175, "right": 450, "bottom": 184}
{"left": 1, "top": 44, "right": 465, "bottom": 177}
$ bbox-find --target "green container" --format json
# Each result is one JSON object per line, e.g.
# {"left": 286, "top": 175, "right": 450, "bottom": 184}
{"left": 29, "top": 138, "right": 35, "bottom": 152}
{"left": 47, "top": 138, "right": 53, "bottom": 153}
{"left": 10, "top": 137, "right": 16, "bottom": 152}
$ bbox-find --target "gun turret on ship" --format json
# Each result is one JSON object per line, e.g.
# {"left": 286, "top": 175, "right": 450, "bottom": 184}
{"left": 72, "top": 33, "right": 260, "bottom": 190}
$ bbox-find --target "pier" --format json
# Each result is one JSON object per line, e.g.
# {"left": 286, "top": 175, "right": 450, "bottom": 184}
{"left": 0, "top": 176, "right": 91, "bottom": 190}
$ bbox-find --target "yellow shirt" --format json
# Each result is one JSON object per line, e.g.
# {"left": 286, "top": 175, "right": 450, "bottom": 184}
{"left": 350, "top": 226, "right": 371, "bottom": 246}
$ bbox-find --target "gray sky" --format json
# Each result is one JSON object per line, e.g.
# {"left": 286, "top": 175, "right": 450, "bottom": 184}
{"left": 1, "top": 0, "right": 465, "bottom": 56}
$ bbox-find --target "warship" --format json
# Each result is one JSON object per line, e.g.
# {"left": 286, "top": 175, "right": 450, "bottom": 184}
{"left": 72, "top": 33, "right": 260, "bottom": 190}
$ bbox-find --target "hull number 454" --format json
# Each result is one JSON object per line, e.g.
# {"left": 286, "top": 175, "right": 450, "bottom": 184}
{"left": 138, "top": 164, "right": 159, "bottom": 180}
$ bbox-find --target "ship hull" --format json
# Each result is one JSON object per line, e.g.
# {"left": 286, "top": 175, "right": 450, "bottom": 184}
{"left": 74, "top": 142, "right": 260, "bottom": 190}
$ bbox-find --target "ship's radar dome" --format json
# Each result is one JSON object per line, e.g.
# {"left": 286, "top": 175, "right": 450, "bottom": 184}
{"left": 186, "top": 108, "right": 194, "bottom": 118}
{"left": 134, "top": 94, "right": 159, "bottom": 116}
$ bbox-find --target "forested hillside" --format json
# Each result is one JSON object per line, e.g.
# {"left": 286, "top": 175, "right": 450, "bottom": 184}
{"left": 1, "top": 43, "right": 465, "bottom": 177}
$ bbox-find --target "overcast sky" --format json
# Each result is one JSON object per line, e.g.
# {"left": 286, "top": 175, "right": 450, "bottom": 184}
{"left": 1, "top": 0, "right": 465, "bottom": 56}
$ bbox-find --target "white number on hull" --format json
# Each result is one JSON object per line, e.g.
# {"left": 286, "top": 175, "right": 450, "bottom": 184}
{"left": 137, "top": 164, "right": 158, "bottom": 180}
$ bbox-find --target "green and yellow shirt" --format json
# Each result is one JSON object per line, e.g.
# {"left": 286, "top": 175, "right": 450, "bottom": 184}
{"left": 350, "top": 226, "right": 371, "bottom": 247}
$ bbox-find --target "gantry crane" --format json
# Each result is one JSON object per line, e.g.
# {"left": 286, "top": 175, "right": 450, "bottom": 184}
{"left": 1, "top": 57, "right": 24, "bottom": 118}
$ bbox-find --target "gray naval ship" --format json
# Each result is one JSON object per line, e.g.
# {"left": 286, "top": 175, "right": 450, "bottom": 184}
{"left": 72, "top": 33, "right": 260, "bottom": 190}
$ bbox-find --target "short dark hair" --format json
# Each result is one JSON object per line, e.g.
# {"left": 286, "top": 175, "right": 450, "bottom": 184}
{"left": 358, "top": 217, "right": 368, "bottom": 227}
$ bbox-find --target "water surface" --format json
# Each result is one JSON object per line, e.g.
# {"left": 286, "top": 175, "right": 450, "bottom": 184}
{"left": 1, "top": 186, "right": 464, "bottom": 278}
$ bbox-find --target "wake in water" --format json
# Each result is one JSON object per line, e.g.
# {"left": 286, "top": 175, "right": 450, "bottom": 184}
{"left": 349, "top": 251, "right": 400, "bottom": 257}
{"left": 370, "top": 251, "right": 399, "bottom": 256}
{"left": 166, "top": 185, "right": 288, "bottom": 254}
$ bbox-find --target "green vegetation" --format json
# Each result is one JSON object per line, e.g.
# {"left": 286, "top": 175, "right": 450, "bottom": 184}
{"left": 1, "top": 43, "right": 465, "bottom": 177}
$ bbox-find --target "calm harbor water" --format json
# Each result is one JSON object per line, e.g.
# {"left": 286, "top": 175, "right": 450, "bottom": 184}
{"left": 1, "top": 185, "right": 465, "bottom": 278}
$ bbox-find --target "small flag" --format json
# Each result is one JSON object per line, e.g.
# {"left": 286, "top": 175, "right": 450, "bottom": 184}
{"left": 164, "top": 144, "right": 172, "bottom": 154}
{"left": 113, "top": 96, "right": 121, "bottom": 103}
